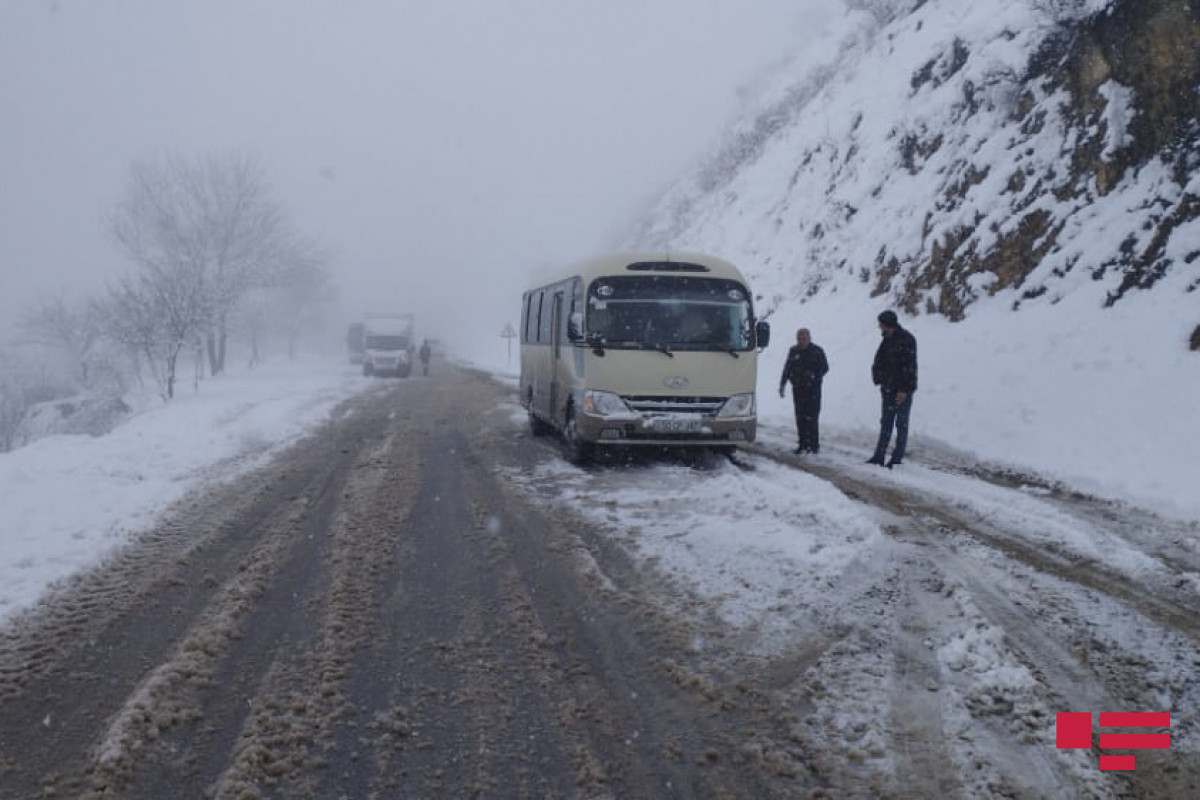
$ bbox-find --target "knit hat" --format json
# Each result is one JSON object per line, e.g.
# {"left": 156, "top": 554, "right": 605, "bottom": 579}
{"left": 877, "top": 310, "right": 899, "bottom": 327}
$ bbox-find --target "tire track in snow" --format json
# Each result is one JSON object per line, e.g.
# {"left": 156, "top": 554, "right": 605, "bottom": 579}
{"left": 749, "top": 439, "right": 1200, "bottom": 798}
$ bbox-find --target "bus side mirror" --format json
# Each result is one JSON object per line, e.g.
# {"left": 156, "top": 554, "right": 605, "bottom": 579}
{"left": 567, "top": 311, "right": 583, "bottom": 342}
{"left": 755, "top": 320, "right": 771, "bottom": 349}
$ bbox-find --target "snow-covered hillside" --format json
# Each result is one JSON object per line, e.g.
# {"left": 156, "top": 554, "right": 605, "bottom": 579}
{"left": 629, "top": 0, "right": 1200, "bottom": 517}
{"left": 636, "top": 0, "right": 1199, "bottom": 317}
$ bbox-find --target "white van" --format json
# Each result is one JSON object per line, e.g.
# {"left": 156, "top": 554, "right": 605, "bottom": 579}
{"left": 520, "top": 251, "right": 770, "bottom": 463}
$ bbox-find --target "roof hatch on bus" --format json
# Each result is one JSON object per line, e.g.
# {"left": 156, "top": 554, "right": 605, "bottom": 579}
{"left": 624, "top": 261, "right": 710, "bottom": 272}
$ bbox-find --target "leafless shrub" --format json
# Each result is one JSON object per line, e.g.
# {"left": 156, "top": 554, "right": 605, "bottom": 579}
{"left": 18, "top": 295, "right": 107, "bottom": 388}
{"left": 0, "top": 348, "right": 75, "bottom": 453}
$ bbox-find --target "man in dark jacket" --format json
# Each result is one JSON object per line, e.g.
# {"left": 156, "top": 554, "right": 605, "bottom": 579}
{"left": 779, "top": 328, "right": 829, "bottom": 454}
{"left": 419, "top": 340, "right": 432, "bottom": 376}
{"left": 867, "top": 310, "right": 917, "bottom": 468}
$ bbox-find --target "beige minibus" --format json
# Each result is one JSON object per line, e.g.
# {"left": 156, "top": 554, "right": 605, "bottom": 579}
{"left": 520, "top": 251, "right": 771, "bottom": 463}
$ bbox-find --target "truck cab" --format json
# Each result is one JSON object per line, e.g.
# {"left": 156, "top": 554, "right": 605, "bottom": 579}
{"left": 362, "top": 315, "right": 415, "bottom": 377}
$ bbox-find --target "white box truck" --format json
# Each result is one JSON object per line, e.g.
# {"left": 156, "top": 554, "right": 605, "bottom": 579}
{"left": 362, "top": 314, "right": 415, "bottom": 377}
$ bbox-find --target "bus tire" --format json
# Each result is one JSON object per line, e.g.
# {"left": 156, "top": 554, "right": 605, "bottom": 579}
{"left": 562, "top": 407, "right": 593, "bottom": 465}
{"left": 529, "top": 406, "right": 551, "bottom": 438}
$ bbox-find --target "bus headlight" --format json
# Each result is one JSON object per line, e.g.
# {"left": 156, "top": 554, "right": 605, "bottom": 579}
{"left": 582, "top": 390, "right": 630, "bottom": 415}
{"left": 717, "top": 393, "right": 755, "bottom": 418}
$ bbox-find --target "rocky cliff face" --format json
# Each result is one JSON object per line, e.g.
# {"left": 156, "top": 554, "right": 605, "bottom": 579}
{"left": 1042, "top": 0, "right": 1200, "bottom": 306}
{"left": 632, "top": 0, "right": 1200, "bottom": 324}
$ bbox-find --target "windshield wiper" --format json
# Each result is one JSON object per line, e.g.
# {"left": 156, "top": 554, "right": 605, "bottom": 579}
{"left": 724, "top": 349, "right": 740, "bottom": 358}
{"left": 643, "top": 342, "right": 674, "bottom": 358}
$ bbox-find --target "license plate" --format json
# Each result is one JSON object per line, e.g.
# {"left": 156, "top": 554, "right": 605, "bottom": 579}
{"left": 649, "top": 417, "right": 703, "bottom": 433}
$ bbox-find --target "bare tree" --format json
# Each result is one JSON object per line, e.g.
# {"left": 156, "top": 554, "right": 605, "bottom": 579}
{"left": 231, "top": 286, "right": 273, "bottom": 369}
{"left": 274, "top": 249, "right": 336, "bottom": 360}
{"left": 101, "top": 267, "right": 206, "bottom": 400}
{"left": 226, "top": 236, "right": 332, "bottom": 366}
{"left": 18, "top": 294, "right": 103, "bottom": 387}
{"left": 109, "top": 152, "right": 290, "bottom": 378}
{"left": 197, "top": 154, "right": 293, "bottom": 374}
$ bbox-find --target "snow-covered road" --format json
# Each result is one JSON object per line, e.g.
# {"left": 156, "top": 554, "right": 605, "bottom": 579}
{"left": 506, "top": 408, "right": 1200, "bottom": 799}
{"left": 1, "top": 359, "right": 1195, "bottom": 798}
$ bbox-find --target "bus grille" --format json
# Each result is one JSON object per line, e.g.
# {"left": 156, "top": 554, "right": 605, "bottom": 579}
{"left": 623, "top": 396, "right": 724, "bottom": 414}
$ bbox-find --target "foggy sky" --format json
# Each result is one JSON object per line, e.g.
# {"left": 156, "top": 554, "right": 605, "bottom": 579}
{"left": 1, "top": 1, "right": 825, "bottom": 354}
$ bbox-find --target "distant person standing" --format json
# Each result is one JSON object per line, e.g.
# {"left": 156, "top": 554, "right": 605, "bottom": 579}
{"left": 779, "top": 328, "right": 829, "bottom": 454}
{"left": 419, "top": 339, "right": 432, "bottom": 376}
{"left": 866, "top": 310, "right": 917, "bottom": 468}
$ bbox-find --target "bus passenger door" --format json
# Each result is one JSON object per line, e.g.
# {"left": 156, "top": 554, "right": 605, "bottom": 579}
{"left": 550, "top": 292, "right": 563, "bottom": 424}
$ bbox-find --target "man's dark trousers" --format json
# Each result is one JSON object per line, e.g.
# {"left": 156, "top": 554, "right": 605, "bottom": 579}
{"left": 793, "top": 386, "right": 822, "bottom": 452}
{"left": 871, "top": 387, "right": 912, "bottom": 464}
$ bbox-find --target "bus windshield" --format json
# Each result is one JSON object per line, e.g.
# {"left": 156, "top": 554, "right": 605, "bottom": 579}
{"left": 585, "top": 276, "right": 753, "bottom": 351}
{"left": 365, "top": 335, "right": 409, "bottom": 350}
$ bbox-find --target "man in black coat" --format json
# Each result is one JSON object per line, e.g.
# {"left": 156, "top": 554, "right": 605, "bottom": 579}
{"left": 419, "top": 340, "right": 432, "bottom": 376}
{"left": 867, "top": 310, "right": 917, "bottom": 468}
{"left": 779, "top": 328, "right": 829, "bottom": 454}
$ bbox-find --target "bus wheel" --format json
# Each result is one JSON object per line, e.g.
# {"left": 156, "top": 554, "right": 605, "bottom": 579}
{"left": 529, "top": 406, "right": 551, "bottom": 438}
{"left": 562, "top": 408, "right": 593, "bottom": 465}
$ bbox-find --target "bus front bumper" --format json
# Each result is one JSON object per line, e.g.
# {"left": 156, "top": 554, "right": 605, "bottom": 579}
{"left": 575, "top": 412, "right": 756, "bottom": 447}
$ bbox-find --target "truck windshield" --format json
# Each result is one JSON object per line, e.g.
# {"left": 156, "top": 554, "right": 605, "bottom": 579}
{"left": 585, "top": 276, "right": 753, "bottom": 351}
{"left": 365, "top": 335, "right": 409, "bottom": 350}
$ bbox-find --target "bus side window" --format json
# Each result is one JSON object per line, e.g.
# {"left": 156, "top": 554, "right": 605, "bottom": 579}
{"left": 571, "top": 278, "right": 584, "bottom": 338}
{"left": 537, "top": 293, "right": 547, "bottom": 345}
{"left": 521, "top": 295, "right": 531, "bottom": 343}
{"left": 556, "top": 291, "right": 569, "bottom": 342}
{"left": 538, "top": 291, "right": 553, "bottom": 343}
{"left": 552, "top": 292, "right": 564, "bottom": 357}
{"left": 530, "top": 294, "right": 538, "bottom": 343}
